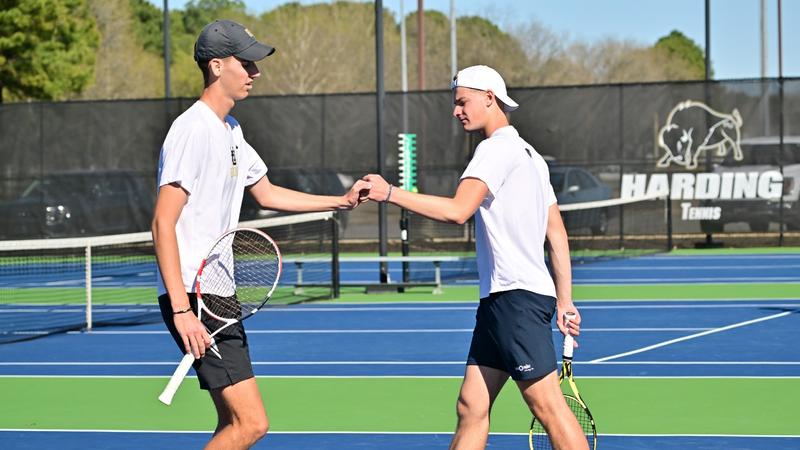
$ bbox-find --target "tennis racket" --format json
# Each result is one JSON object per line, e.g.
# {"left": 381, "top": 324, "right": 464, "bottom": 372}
{"left": 529, "top": 311, "right": 597, "bottom": 449}
{"left": 158, "top": 227, "right": 282, "bottom": 405}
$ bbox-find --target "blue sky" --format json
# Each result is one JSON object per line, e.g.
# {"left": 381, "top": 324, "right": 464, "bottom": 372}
{"left": 155, "top": 0, "right": 799, "bottom": 79}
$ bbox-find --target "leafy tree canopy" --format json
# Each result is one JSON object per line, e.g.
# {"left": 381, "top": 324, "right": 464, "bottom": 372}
{"left": 0, "top": 0, "right": 99, "bottom": 102}
{"left": 655, "top": 29, "right": 707, "bottom": 79}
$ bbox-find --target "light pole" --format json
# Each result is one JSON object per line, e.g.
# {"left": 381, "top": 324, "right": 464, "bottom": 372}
{"left": 163, "top": 0, "right": 170, "bottom": 98}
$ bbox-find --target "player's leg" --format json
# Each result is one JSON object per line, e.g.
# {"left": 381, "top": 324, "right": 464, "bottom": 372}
{"left": 211, "top": 390, "right": 232, "bottom": 436}
{"left": 517, "top": 372, "right": 588, "bottom": 450}
{"left": 206, "top": 377, "right": 269, "bottom": 450}
{"left": 497, "top": 289, "right": 586, "bottom": 448}
{"left": 449, "top": 292, "right": 515, "bottom": 449}
{"left": 193, "top": 321, "right": 264, "bottom": 449}
{"left": 449, "top": 364, "right": 509, "bottom": 450}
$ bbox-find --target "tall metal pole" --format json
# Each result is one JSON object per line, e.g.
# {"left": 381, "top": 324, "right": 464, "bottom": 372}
{"left": 400, "top": 0, "right": 410, "bottom": 289}
{"left": 376, "top": 0, "right": 388, "bottom": 282}
{"left": 450, "top": 0, "right": 457, "bottom": 77}
{"left": 778, "top": 0, "right": 783, "bottom": 79}
{"left": 705, "top": 0, "right": 711, "bottom": 81}
{"left": 760, "top": 0, "right": 768, "bottom": 78}
{"left": 163, "top": 0, "right": 171, "bottom": 98}
{"left": 400, "top": 0, "right": 408, "bottom": 131}
{"left": 760, "top": 0, "right": 770, "bottom": 135}
{"left": 417, "top": 0, "right": 425, "bottom": 90}
{"left": 778, "top": 0, "right": 785, "bottom": 245}
{"left": 449, "top": 0, "right": 458, "bottom": 138}
{"left": 700, "top": 0, "right": 718, "bottom": 247}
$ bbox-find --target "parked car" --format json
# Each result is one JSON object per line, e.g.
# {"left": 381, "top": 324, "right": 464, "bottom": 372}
{"left": 699, "top": 136, "right": 800, "bottom": 233}
{"left": 0, "top": 170, "right": 155, "bottom": 239}
{"left": 548, "top": 165, "right": 613, "bottom": 235}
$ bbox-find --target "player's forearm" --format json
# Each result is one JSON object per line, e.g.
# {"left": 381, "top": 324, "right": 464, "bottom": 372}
{"left": 546, "top": 205, "right": 573, "bottom": 304}
{"left": 152, "top": 220, "right": 190, "bottom": 310}
{"left": 256, "top": 185, "right": 348, "bottom": 212}
{"left": 388, "top": 188, "right": 473, "bottom": 224}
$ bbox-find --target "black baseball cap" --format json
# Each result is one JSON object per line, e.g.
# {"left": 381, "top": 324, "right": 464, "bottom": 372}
{"left": 194, "top": 19, "right": 275, "bottom": 62}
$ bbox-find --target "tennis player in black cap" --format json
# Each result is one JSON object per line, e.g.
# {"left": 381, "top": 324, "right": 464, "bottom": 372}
{"left": 152, "top": 19, "right": 370, "bottom": 449}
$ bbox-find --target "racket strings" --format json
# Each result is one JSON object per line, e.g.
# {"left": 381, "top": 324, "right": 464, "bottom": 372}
{"left": 530, "top": 396, "right": 595, "bottom": 449}
{"left": 199, "top": 230, "right": 280, "bottom": 321}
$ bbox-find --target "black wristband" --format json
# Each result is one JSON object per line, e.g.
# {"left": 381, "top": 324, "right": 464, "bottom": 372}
{"left": 173, "top": 307, "right": 192, "bottom": 315}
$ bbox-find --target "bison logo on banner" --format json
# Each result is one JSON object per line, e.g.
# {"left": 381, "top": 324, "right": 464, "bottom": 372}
{"left": 657, "top": 100, "right": 743, "bottom": 169}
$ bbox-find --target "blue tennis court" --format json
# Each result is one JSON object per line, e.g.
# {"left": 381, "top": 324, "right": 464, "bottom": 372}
{"left": 1, "top": 252, "right": 799, "bottom": 449}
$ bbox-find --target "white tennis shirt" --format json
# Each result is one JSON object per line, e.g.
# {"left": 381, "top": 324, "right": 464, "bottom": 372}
{"left": 460, "top": 125, "right": 557, "bottom": 299}
{"left": 156, "top": 101, "right": 267, "bottom": 296}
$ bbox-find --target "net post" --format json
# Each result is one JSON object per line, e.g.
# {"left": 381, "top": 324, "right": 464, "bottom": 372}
{"left": 332, "top": 212, "right": 340, "bottom": 299}
{"left": 85, "top": 244, "right": 92, "bottom": 332}
{"left": 432, "top": 260, "right": 443, "bottom": 295}
{"left": 293, "top": 262, "right": 305, "bottom": 295}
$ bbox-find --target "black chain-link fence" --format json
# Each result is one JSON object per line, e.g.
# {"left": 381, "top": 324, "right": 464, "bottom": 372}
{"left": 1, "top": 78, "right": 798, "bottom": 248}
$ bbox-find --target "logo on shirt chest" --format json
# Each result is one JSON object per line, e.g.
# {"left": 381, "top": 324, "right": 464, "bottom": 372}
{"left": 230, "top": 145, "right": 238, "bottom": 177}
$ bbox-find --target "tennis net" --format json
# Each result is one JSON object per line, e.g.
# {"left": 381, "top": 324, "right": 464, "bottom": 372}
{"left": 0, "top": 211, "right": 337, "bottom": 344}
{"left": 559, "top": 194, "right": 672, "bottom": 262}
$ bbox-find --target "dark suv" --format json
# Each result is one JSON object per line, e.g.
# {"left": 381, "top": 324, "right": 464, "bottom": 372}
{"left": 0, "top": 170, "right": 155, "bottom": 239}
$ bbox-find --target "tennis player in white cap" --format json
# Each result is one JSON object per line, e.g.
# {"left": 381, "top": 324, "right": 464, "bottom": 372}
{"left": 362, "top": 65, "right": 587, "bottom": 450}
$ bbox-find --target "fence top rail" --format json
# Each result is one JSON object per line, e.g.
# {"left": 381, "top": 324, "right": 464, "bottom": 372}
{"left": 285, "top": 256, "right": 466, "bottom": 264}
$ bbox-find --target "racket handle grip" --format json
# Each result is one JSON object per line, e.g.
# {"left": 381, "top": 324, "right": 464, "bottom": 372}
{"left": 563, "top": 312, "right": 576, "bottom": 359}
{"left": 158, "top": 353, "right": 195, "bottom": 406}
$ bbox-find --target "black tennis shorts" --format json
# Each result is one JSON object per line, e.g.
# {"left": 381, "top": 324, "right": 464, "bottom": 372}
{"left": 466, "top": 289, "right": 557, "bottom": 381}
{"left": 158, "top": 293, "right": 254, "bottom": 391}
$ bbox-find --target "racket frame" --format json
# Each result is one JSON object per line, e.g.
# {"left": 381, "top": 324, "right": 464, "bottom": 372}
{"left": 158, "top": 227, "right": 282, "bottom": 406}
{"left": 529, "top": 312, "right": 597, "bottom": 449}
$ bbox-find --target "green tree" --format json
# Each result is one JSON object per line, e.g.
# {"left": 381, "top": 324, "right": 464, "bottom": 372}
{"left": 0, "top": 0, "right": 99, "bottom": 102}
{"left": 129, "top": 0, "right": 164, "bottom": 55}
{"left": 655, "top": 30, "right": 706, "bottom": 79}
{"left": 255, "top": 2, "right": 399, "bottom": 95}
{"left": 74, "top": 0, "right": 164, "bottom": 100}
{"left": 182, "top": 0, "right": 247, "bottom": 33}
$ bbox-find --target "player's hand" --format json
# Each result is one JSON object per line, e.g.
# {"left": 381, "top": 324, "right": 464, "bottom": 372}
{"left": 174, "top": 312, "right": 211, "bottom": 359}
{"left": 343, "top": 180, "right": 372, "bottom": 209}
{"left": 362, "top": 174, "right": 391, "bottom": 202}
{"left": 557, "top": 303, "right": 581, "bottom": 346}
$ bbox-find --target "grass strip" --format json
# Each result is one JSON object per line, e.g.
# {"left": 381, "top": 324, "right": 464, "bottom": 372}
{"left": 1, "top": 377, "right": 796, "bottom": 435}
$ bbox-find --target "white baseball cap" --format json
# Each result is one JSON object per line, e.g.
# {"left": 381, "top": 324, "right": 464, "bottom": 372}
{"left": 451, "top": 65, "right": 519, "bottom": 112}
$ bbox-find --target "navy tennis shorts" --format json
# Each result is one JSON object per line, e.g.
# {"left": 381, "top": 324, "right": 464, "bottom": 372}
{"left": 466, "top": 289, "right": 557, "bottom": 381}
{"left": 158, "top": 293, "right": 254, "bottom": 391}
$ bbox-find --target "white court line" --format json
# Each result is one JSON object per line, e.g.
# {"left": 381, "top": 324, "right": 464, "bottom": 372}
{"left": 575, "top": 303, "right": 800, "bottom": 309}
{"left": 69, "top": 329, "right": 475, "bottom": 334}
{"left": 592, "top": 311, "right": 794, "bottom": 363}
{"left": 0, "top": 361, "right": 465, "bottom": 366}
{"left": 66, "top": 327, "right": 711, "bottom": 335}
{"left": 261, "top": 303, "right": 800, "bottom": 312}
{"left": 0, "top": 428, "right": 798, "bottom": 438}
{"left": 574, "top": 264, "right": 800, "bottom": 271}
{"left": 2, "top": 375, "right": 799, "bottom": 380}
{"left": 587, "top": 361, "right": 800, "bottom": 365}
{"left": 2, "top": 360, "right": 799, "bottom": 367}
{"left": 576, "top": 277, "right": 800, "bottom": 283}
{"left": 622, "top": 254, "right": 800, "bottom": 260}
{"left": 2, "top": 302, "right": 799, "bottom": 315}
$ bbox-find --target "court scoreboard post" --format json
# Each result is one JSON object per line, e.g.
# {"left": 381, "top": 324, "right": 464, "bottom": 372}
{"left": 397, "top": 132, "right": 417, "bottom": 289}
{"left": 398, "top": 133, "right": 418, "bottom": 193}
